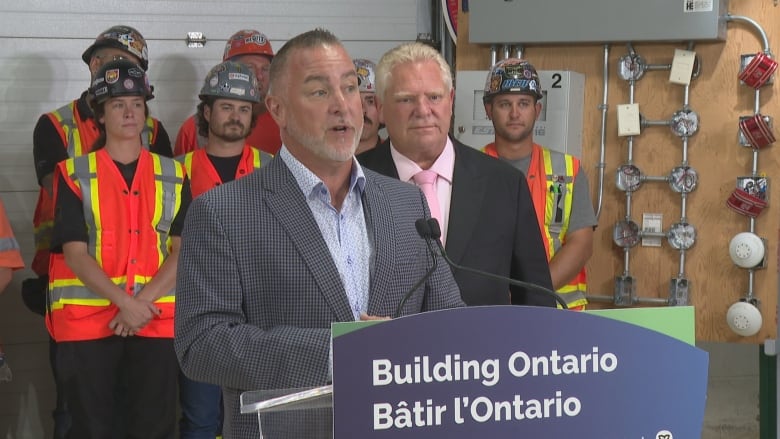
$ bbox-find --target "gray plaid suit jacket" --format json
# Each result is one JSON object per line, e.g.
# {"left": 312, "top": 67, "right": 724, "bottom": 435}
{"left": 174, "top": 155, "right": 464, "bottom": 438}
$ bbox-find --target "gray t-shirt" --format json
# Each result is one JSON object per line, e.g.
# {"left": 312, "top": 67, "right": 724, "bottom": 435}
{"left": 501, "top": 151, "right": 597, "bottom": 233}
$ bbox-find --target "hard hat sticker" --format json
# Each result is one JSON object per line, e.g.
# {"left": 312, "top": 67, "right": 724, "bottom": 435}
{"left": 228, "top": 72, "right": 250, "bottom": 82}
{"left": 105, "top": 69, "right": 119, "bottom": 84}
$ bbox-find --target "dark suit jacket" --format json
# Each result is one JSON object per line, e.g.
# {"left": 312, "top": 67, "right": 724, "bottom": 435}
{"left": 174, "top": 156, "right": 464, "bottom": 438}
{"left": 358, "top": 138, "right": 555, "bottom": 307}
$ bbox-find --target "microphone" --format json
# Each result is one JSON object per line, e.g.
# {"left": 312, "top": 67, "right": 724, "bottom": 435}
{"left": 425, "top": 218, "right": 569, "bottom": 310}
{"left": 394, "top": 219, "right": 439, "bottom": 318}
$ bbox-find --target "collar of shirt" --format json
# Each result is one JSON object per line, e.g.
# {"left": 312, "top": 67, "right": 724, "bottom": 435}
{"left": 389, "top": 137, "right": 455, "bottom": 184}
{"left": 388, "top": 137, "right": 454, "bottom": 245}
{"left": 279, "top": 145, "right": 367, "bottom": 203}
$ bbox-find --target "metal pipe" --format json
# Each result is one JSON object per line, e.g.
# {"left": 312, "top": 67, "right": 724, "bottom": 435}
{"left": 636, "top": 297, "right": 670, "bottom": 305}
{"left": 625, "top": 190, "right": 632, "bottom": 219}
{"left": 752, "top": 149, "right": 759, "bottom": 176}
{"left": 627, "top": 78, "right": 636, "bottom": 162}
{"left": 586, "top": 293, "right": 669, "bottom": 306}
{"left": 642, "top": 119, "right": 673, "bottom": 127}
{"left": 490, "top": 45, "right": 497, "bottom": 67}
{"left": 725, "top": 14, "right": 772, "bottom": 54}
{"left": 595, "top": 44, "right": 609, "bottom": 219}
{"left": 754, "top": 89, "right": 761, "bottom": 115}
{"left": 502, "top": 44, "right": 510, "bottom": 60}
{"left": 640, "top": 175, "right": 670, "bottom": 183}
{"left": 625, "top": 72, "right": 637, "bottom": 231}
{"left": 623, "top": 248, "right": 631, "bottom": 275}
{"left": 645, "top": 63, "right": 673, "bottom": 71}
{"left": 640, "top": 297, "right": 670, "bottom": 305}
{"left": 515, "top": 45, "right": 524, "bottom": 59}
{"left": 747, "top": 269, "right": 756, "bottom": 301}
{"left": 586, "top": 294, "right": 615, "bottom": 303}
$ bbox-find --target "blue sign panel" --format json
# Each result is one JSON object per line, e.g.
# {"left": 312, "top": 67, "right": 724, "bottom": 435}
{"left": 333, "top": 306, "right": 707, "bottom": 439}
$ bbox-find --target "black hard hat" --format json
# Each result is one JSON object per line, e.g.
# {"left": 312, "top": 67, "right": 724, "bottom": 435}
{"left": 90, "top": 59, "right": 154, "bottom": 104}
{"left": 82, "top": 25, "right": 149, "bottom": 71}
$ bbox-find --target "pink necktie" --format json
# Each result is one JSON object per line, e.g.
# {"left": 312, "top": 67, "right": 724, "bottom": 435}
{"left": 412, "top": 170, "right": 442, "bottom": 228}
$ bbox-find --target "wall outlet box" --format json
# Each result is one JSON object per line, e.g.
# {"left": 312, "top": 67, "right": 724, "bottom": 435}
{"left": 642, "top": 213, "right": 663, "bottom": 247}
{"left": 669, "top": 49, "right": 696, "bottom": 85}
{"left": 617, "top": 103, "right": 641, "bottom": 137}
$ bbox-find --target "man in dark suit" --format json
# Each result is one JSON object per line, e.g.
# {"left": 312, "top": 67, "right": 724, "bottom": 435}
{"left": 358, "top": 42, "right": 554, "bottom": 307}
{"left": 174, "top": 29, "right": 464, "bottom": 438}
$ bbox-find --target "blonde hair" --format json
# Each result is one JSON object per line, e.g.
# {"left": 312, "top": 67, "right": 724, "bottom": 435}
{"left": 375, "top": 42, "right": 452, "bottom": 100}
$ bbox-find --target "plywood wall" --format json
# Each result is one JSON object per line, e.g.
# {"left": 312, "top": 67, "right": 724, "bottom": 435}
{"left": 457, "top": 1, "right": 780, "bottom": 342}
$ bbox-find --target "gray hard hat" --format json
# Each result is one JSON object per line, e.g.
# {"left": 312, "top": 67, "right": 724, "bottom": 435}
{"left": 199, "top": 61, "right": 260, "bottom": 103}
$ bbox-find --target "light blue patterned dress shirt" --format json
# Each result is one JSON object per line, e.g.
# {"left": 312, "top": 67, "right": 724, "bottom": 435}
{"left": 280, "top": 146, "right": 371, "bottom": 320}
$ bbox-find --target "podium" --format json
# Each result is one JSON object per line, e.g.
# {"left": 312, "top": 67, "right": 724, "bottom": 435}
{"left": 241, "top": 306, "right": 707, "bottom": 438}
{"left": 240, "top": 386, "right": 333, "bottom": 438}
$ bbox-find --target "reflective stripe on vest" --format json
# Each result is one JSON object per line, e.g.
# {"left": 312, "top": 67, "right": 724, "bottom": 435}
{"left": 0, "top": 236, "right": 20, "bottom": 252}
{"left": 540, "top": 148, "right": 576, "bottom": 258}
{"left": 482, "top": 143, "right": 587, "bottom": 308}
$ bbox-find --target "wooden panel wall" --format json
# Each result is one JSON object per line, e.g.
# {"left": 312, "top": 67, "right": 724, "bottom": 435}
{"left": 457, "top": 1, "right": 779, "bottom": 342}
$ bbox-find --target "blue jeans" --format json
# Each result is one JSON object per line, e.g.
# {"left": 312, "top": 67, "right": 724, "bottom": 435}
{"left": 179, "top": 370, "right": 222, "bottom": 439}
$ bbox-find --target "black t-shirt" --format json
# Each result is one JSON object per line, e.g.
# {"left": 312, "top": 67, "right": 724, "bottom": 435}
{"left": 33, "top": 91, "right": 173, "bottom": 185}
{"left": 51, "top": 158, "right": 192, "bottom": 252}
{"left": 207, "top": 153, "right": 243, "bottom": 184}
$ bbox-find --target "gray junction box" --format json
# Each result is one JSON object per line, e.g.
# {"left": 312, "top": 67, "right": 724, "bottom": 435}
{"left": 469, "top": 0, "right": 728, "bottom": 44}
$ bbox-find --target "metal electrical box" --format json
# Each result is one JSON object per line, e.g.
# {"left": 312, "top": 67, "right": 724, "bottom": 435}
{"left": 453, "top": 70, "right": 585, "bottom": 158}
{"left": 470, "top": 0, "right": 728, "bottom": 44}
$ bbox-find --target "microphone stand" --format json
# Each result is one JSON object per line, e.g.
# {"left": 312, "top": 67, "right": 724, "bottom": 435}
{"left": 394, "top": 219, "right": 439, "bottom": 318}
{"left": 426, "top": 218, "right": 569, "bottom": 310}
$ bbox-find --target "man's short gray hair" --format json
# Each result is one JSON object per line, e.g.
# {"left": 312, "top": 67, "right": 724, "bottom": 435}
{"left": 267, "top": 28, "right": 343, "bottom": 97}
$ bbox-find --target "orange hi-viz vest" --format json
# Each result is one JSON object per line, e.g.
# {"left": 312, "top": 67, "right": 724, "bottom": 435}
{"left": 47, "top": 148, "right": 184, "bottom": 342}
{"left": 179, "top": 145, "right": 267, "bottom": 198}
{"left": 173, "top": 111, "right": 281, "bottom": 156}
{"left": 32, "top": 100, "right": 157, "bottom": 276}
{"left": 483, "top": 143, "right": 587, "bottom": 309}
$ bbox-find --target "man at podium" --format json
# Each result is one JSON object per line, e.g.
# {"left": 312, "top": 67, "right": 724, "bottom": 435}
{"left": 174, "top": 28, "right": 465, "bottom": 438}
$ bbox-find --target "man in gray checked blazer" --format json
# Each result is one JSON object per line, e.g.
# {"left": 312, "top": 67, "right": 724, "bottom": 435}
{"left": 174, "top": 29, "right": 465, "bottom": 438}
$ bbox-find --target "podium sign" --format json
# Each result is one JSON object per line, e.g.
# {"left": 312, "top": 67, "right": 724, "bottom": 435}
{"left": 333, "top": 306, "right": 707, "bottom": 438}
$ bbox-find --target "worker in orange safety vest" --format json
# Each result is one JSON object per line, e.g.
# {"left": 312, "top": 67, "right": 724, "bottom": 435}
{"left": 47, "top": 59, "right": 190, "bottom": 438}
{"left": 482, "top": 58, "right": 597, "bottom": 310}
{"left": 176, "top": 59, "right": 273, "bottom": 439}
{"left": 31, "top": 25, "right": 171, "bottom": 281}
{"left": 179, "top": 60, "right": 273, "bottom": 197}
{"left": 28, "top": 25, "right": 172, "bottom": 439}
